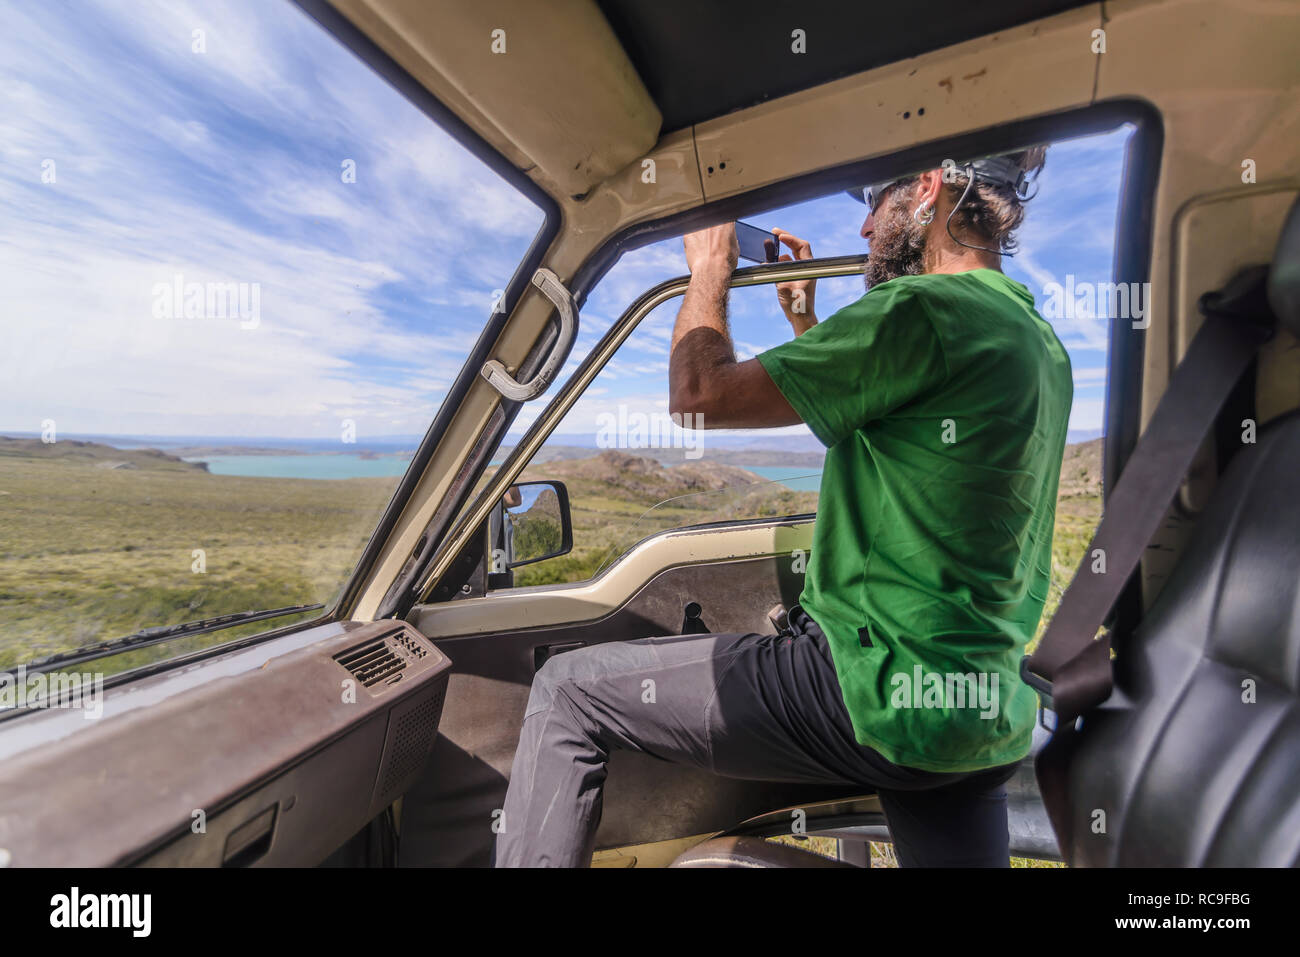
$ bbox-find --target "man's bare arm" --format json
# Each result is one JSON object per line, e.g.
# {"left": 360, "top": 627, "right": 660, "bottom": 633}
{"left": 668, "top": 225, "right": 803, "bottom": 430}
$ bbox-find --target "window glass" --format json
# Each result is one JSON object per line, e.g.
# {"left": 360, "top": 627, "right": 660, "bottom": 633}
{"left": 0, "top": 0, "right": 544, "bottom": 674}
{"left": 496, "top": 127, "right": 1131, "bottom": 594}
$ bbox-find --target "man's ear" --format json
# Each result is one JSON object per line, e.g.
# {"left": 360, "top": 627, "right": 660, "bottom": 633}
{"left": 913, "top": 170, "right": 944, "bottom": 214}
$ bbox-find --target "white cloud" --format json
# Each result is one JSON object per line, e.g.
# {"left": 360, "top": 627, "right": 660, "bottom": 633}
{"left": 1073, "top": 366, "right": 1107, "bottom": 388}
{"left": 0, "top": 0, "right": 543, "bottom": 438}
{"left": 1068, "top": 398, "right": 1105, "bottom": 432}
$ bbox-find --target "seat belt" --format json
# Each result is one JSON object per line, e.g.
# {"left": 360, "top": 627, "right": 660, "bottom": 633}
{"left": 1022, "top": 266, "right": 1275, "bottom": 855}
{"left": 1023, "top": 267, "right": 1275, "bottom": 722}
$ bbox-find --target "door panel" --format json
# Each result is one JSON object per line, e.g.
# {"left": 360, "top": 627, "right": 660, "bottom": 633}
{"left": 398, "top": 523, "right": 866, "bottom": 867}
{"left": 415, "top": 518, "right": 813, "bottom": 637}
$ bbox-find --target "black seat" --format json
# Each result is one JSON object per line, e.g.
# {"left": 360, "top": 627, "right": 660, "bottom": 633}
{"left": 1061, "top": 197, "right": 1300, "bottom": 865}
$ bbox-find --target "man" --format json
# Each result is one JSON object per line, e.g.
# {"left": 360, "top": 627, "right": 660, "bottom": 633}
{"left": 494, "top": 148, "right": 1071, "bottom": 867}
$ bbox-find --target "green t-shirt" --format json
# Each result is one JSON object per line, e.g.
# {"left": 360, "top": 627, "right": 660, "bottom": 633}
{"left": 757, "top": 269, "right": 1072, "bottom": 773}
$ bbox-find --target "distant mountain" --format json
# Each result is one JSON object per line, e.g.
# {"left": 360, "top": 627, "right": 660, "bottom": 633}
{"left": 521, "top": 431, "right": 827, "bottom": 453}
{"left": 0, "top": 431, "right": 422, "bottom": 456}
{"left": 1, "top": 428, "right": 1101, "bottom": 476}
{"left": 520, "top": 449, "right": 777, "bottom": 502}
{"left": 503, "top": 444, "right": 825, "bottom": 468}
{"left": 0, "top": 436, "right": 207, "bottom": 472}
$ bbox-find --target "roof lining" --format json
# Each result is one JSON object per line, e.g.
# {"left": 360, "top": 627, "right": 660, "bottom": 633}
{"left": 596, "top": 0, "right": 1099, "bottom": 132}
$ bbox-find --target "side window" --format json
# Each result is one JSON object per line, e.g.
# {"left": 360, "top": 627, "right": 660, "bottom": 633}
{"left": 0, "top": 1, "right": 544, "bottom": 676}
{"left": 498, "top": 127, "right": 1131, "bottom": 593}
{"left": 500, "top": 193, "right": 866, "bottom": 589}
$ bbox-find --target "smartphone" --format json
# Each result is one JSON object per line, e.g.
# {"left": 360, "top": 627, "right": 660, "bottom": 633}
{"left": 735, "top": 221, "right": 780, "bottom": 264}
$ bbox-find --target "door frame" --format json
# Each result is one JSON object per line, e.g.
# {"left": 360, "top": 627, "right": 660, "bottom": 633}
{"left": 404, "top": 254, "right": 868, "bottom": 609}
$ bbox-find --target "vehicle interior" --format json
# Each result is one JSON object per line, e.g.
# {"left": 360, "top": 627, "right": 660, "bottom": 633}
{"left": 0, "top": 0, "right": 1297, "bottom": 868}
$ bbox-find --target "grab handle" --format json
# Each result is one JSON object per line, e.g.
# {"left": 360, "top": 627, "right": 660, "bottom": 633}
{"left": 480, "top": 268, "right": 578, "bottom": 402}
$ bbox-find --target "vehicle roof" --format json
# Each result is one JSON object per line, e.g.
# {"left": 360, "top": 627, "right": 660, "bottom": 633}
{"left": 309, "top": 0, "right": 1098, "bottom": 202}
{"left": 597, "top": 0, "right": 1096, "bottom": 132}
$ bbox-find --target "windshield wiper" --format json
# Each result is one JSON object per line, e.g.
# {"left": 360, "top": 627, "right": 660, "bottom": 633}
{"left": 12, "top": 603, "right": 326, "bottom": 675}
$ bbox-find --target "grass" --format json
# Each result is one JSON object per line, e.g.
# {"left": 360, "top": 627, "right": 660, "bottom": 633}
{"left": 0, "top": 443, "right": 396, "bottom": 672}
{"left": 508, "top": 458, "right": 820, "bottom": 586}
{"left": 0, "top": 437, "right": 1101, "bottom": 684}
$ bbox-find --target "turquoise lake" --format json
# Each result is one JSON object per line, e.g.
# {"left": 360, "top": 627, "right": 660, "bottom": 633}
{"left": 187, "top": 454, "right": 823, "bottom": 490}
{"left": 744, "top": 466, "right": 823, "bottom": 492}
{"left": 187, "top": 454, "right": 412, "bottom": 480}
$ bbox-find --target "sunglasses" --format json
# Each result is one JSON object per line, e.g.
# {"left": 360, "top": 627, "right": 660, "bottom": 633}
{"left": 863, "top": 180, "right": 903, "bottom": 214}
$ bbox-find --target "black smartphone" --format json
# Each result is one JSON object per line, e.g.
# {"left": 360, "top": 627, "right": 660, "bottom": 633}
{"left": 735, "top": 221, "right": 780, "bottom": 264}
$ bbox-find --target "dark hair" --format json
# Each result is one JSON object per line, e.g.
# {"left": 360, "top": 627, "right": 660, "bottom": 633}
{"left": 939, "top": 145, "right": 1047, "bottom": 254}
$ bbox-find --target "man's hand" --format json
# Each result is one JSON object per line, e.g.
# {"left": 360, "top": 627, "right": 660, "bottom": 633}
{"left": 670, "top": 224, "right": 802, "bottom": 431}
{"left": 773, "top": 228, "right": 818, "bottom": 335}
{"left": 682, "top": 223, "right": 738, "bottom": 278}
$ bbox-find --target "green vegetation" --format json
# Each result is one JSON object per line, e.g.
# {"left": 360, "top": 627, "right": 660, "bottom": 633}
{"left": 507, "top": 486, "right": 564, "bottom": 563}
{"left": 512, "top": 514, "right": 563, "bottom": 562}
{"left": 0, "top": 436, "right": 1101, "bottom": 679}
{"left": 0, "top": 437, "right": 396, "bottom": 672}
{"left": 1032, "top": 437, "right": 1104, "bottom": 652}
{"left": 509, "top": 450, "right": 820, "bottom": 586}
{"left": 510, "top": 441, "right": 1104, "bottom": 628}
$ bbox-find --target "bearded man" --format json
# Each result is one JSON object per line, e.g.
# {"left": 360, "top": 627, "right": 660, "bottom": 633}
{"left": 494, "top": 148, "right": 1070, "bottom": 868}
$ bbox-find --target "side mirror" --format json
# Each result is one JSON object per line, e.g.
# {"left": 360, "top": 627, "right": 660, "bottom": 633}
{"left": 489, "top": 480, "right": 573, "bottom": 572}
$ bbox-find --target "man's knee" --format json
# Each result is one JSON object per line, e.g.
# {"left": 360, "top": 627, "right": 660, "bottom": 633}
{"left": 524, "top": 645, "right": 604, "bottom": 719}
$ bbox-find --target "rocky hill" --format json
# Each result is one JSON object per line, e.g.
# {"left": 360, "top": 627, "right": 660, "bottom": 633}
{"left": 505, "top": 444, "right": 825, "bottom": 468}
{"left": 525, "top": 449, "right": 770, "bottom": 502}
{"left": 1058, "top": 437, "right": 1103, "bottom": 498}
{"left": 0, "top": 436, "right": 208, "bottom": 472}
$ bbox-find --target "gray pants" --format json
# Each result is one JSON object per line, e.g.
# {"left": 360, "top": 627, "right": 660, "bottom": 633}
{"left": 493, "top": 608, "right": 1019, "bottom": 867}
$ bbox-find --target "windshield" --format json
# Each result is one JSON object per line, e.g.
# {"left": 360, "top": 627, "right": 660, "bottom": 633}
{"left": 0, "top": 0, "right": 544, "bottom": 674}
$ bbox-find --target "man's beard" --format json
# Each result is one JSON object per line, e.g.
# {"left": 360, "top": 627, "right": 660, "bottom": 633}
{"left": 865, "top": 196, "right": 926, "bottom": 289}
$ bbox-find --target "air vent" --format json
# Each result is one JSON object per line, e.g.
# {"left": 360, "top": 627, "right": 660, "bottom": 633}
{"left": 393, "top": 631, "right": 429, "bottom": 660}
{"left": 335, "top": 637, "right": 404, "bottom": 687}
{"left": 333, "top": 626, "right": 438, "bottom": 694}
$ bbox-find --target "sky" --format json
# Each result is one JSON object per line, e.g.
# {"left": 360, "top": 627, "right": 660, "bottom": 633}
{"left": 534, "top": 127, "right": 1129, "bottom": 446}
{"left": 1, "top": 0, "right": 1126, "bottom": 448}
